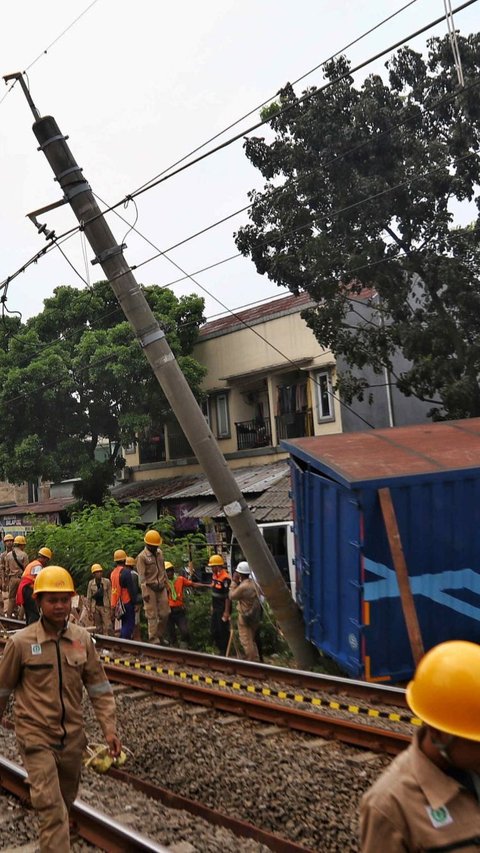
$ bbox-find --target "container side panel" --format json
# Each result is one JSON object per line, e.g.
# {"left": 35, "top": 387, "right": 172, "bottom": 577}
{"left": 290, "top": 464, "right": 362, "bottom": 675}
{"left": 362, "top": 475, "right": 480, "bottom": 681}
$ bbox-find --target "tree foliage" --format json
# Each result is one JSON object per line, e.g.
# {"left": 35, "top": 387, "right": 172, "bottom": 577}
{"left": 236, "top": 34, "right": 480, "bottom": 419}
{"left": 0, "top": 282, "right": 206, "bottom": 496}
{"left": 25, "top": 499, "right": 175, "bottom": 592}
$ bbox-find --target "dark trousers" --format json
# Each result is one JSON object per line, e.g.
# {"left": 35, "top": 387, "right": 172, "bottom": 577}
{"left": 167, "top": 607, "right": 190, "bottom": 645}
{"left": 211, "top": 607, "right": 230, "bottom": 655}
{"left": 120, "top": 602, "right": 135, "bottom": 639}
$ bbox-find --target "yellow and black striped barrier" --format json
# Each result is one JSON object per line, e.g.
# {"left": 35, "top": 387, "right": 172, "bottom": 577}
{"left": 101, "top": 654, "right": 421, "bottom": 728}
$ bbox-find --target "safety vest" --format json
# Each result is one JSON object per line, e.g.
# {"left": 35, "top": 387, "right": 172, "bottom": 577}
{"left": 211, "top": 569, "right": 231, "bottom": 597}
{"left": 16, "top": 575, "right": 34, "bottom": 607}
{"left": 110, "top": 565, "right": 131, "bottom": 606}
{"left": 23, "top": 559, "right": 42, "bottom": 579}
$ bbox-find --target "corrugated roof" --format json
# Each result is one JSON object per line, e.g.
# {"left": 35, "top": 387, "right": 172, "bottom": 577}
{"left": 110, "top": 475, "right": 202, "bottom": 503}
{"left": 282, "top": 418, "right": 480, "bottom": 488}
{"left": 166, "top": 461, "right": 289, "bottom": 499}
{"left": 0, "top": 497, "right": 76, "bottom": 516}
{"left": 183, "top": 472, "right": 292, "bottom": 523}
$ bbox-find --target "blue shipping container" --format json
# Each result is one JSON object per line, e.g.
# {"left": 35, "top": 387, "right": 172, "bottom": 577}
{"left": 283, "top": 419, "right": 480, "bottom": 682}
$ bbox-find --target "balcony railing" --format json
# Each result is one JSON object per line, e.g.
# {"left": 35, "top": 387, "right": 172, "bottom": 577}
{"left": 168, "top": 427, "right": 193, "bottom": 460}
{"left": 235, "top": 417, "right": 272, "bottom": 451}
{"left": 138, "top": 435, "right": 166, "bottom": 464}
{"left": 275, "top": 409, "right": 314, "bottom": 441}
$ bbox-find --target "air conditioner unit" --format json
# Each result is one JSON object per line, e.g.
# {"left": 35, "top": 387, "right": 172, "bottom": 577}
{"left": 118, "top": 466, "right": 132, "bottom": 483}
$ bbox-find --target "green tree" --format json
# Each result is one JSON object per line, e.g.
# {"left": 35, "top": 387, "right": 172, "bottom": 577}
{"left": 0, "top": 282, "right": 206, "bottom": 500}
{"left": 236, "top": 34, "right": 480, "bottom": 420}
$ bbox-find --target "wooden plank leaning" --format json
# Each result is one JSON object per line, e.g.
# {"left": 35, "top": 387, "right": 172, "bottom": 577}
{"left": 378, "top": 487, "right": 425, "bottom": 666}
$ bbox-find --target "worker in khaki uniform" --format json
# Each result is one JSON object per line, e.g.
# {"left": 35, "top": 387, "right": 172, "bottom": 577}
{"left": 5, "top": 535, "right": 28, "bottom": 617}
{"left": 136, "top": 530, "right": 169, "bottom": 643}
{"left": 229, "top": 561, "right": 262, "bottom": 661}
{"left": 0, "top": 565, "right": 121, "bottom": 853}
{"left": 86, "top": 563, "right": 112, "bottom": 634}
{"left": 360, "top": 641, "right": 480, "bottom": 853}
{"left": 0, "top": 533, "right": 14, "bottom": 614}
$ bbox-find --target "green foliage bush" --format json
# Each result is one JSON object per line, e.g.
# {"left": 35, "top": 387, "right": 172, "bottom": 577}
{"left": 25, "top": 499, "right": 174, "bottom": 593}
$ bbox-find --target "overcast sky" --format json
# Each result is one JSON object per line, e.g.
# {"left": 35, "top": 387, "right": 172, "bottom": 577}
{"left": 0, "top": 0, "right": 478, "bottom": 326}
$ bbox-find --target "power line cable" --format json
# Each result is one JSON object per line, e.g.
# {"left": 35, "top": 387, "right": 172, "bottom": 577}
{"left": 0, "top": 0, "right": 102, "bottom": 106}
{"left": 3, "top": 14, "right": 477, "bottom": 298}
{"left": 8, "top": 0, "right": 471, "bottom": 248}
{"left": 124, "top": 0, "right": 478, "bottom": 207}
{"left": 132, "top": 0, "right": 421, "bottom": 196}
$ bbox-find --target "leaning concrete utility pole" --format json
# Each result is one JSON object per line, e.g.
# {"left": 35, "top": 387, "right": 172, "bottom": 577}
{"left": 6, "top": 73, "right": 317, "bottom": 668}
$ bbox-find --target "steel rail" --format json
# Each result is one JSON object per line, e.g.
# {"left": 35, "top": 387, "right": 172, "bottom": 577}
{"left": 94, "top": 633, "right": 408, "bottom": 707}
{"left": 103, "top": 662, "right": 410, "bottom": 755}
{"left": 0, "top": 755, "right": 168, "bottom": 852}
{"left": 0, "top": 617, "right": 407, "bottom": 706}
{"left": 110, "top": 766, "right": 315, "bottom": 853}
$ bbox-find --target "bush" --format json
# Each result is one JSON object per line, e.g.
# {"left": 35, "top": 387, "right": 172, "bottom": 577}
{"left": 25, "top": 499, "right": 175, "bottom": 593}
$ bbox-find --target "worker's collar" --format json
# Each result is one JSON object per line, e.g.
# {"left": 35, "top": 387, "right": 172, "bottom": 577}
{"left": 37, "top": 616, "right": 72, "bottom": 643}
{"left": 412, "top": 728, "right": 465, "bottom": 810}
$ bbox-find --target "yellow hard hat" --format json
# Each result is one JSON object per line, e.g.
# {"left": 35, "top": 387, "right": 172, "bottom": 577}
{"left": 144, "top": 530, "right": 162, "bottom": 546}
{"left": 113, "top": 549, "right": 127, "bottom": 562}
{"left": 3, "top": 534, "right": 14, "bottom": 542}
{"left": 38, "top": 547, "right": 52, "bottom": 560}
{"left": 91, "top": 563, "right": 103, "bottom": 573}
{"left": 164, "top": 561, "right": 174, "bottom": 570}
{"left": 33, "top": 566, "right": 75, "bottom": 597}
{"left": 208, "top": 554, "right": 224, "bottom": 567}
{"left": 14, "top": 535, "right": 26, "bottom": 545}
{"left": 406, "top": 640, "right": 480, "bottom": 741}
{"left": 125, "top": 556, "right": 136, "bottom": 566}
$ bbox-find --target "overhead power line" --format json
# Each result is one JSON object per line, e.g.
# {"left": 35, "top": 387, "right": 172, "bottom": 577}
{"left": 0, "top": 0, "right": 102, "bottom": 106}
{"left": 2, "top": 5, "right": 477, "bottom": 298}
{"left": 132, "top": 0, "right": 421, "bottom": 196}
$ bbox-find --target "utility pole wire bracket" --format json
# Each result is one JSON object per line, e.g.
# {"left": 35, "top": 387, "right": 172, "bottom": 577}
{"left": 91, "top": 244, "right": 126, "bottom": 265}
{"left": 223, "top": 501, "right": 243, "bottom": 518}
{"left": 139, "top": 329, "right": 166, "bottom": 348}
{"left": 54, "top": 166, "right": 83, "bottom": 182}
{"left": 37, "top": 133, "right": 69, "bottom": 151}
{"left": 64, "top": 182, "right": 91, "bottom": 202}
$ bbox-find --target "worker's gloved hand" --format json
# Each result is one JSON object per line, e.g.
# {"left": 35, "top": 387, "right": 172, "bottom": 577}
{"left": 221, "top": 614, "right": 230, "bottom": 622}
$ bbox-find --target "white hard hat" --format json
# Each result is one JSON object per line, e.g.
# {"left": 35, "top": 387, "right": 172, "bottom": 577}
{"left": 236, "top": 561, "right": 251, "bottom": 575}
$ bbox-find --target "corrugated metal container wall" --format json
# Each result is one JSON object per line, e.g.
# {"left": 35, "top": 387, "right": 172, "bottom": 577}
{"left": 285, "top": 420, "right": 480, "bottom": 681}
{"left": 291, "top": 460, "right": 363, "bottom": 675}
{"left": 360, "top": 474, "right": 480, "bottom": 680}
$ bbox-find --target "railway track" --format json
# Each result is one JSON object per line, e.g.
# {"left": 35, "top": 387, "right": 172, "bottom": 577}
{"left": 0, "top": 754, "right": 168, "bottom": 852}
{"left": 0, "top": 619, "right": 415, "bottom": 755}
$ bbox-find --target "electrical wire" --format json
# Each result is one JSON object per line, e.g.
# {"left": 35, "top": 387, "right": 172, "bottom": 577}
{"left": 0, "top": 0, "right": 102, "bottom": 106}
{"left": 125, "top": 0, "right": 478, "bottom": 207}
{"left": 6, "top": 0, "right": 472, "bottom": 249}
{"left": 3, "top": 13, "right": 477, "bottom": 300}
{"left": 132, "top": 0, "right": 421, "bottom": 196}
